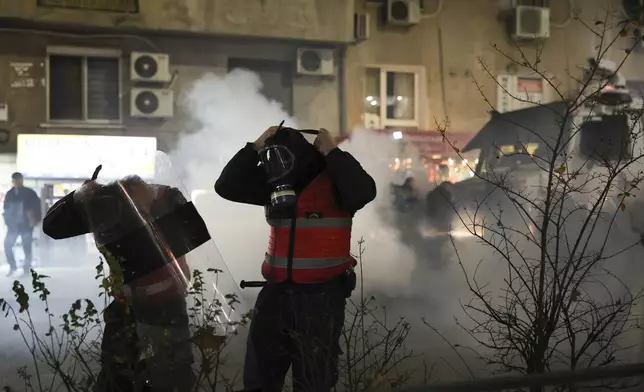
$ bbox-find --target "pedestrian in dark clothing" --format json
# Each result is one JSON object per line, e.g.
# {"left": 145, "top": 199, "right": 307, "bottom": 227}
{"left": 4, "top": 172, "right": 41, "bottom": 276}
{"left": 215, "top": 126, "right": 376, "bottom": 392}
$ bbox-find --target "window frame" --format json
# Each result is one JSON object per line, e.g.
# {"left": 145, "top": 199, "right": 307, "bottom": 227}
{"left": 364, "top": 64, "right": 426, "bottom": 128}
{"left": 46, "top": 46, "right": 123, "bottom": 125}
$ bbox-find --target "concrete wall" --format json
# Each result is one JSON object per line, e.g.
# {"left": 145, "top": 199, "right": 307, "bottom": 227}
{"left": 0, "top": 29, "right": 341, "bottom": 153}
{"left": 0, "top": 0, "right": 355, "bottom": 42}
{"left": 2, "top": 0, "right": 642, "bottom": 151}
{"left": 344, "top": 0, "right": 644, "bottom": 133}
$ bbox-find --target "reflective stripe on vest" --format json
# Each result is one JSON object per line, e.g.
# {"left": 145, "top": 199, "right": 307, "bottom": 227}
{"left": 123, "top": 277, "right": 176, "bottom": 297}
{"left": 267, "top": 217, "right": 352, "bottom": 228}
{"left": 264, "top": 253, "right": 352, "bottom": 269}
{"left": 266, "top": 216, "right": 352, "bottom": 273}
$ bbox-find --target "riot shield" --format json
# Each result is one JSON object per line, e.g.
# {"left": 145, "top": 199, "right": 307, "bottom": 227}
{"left": 76, "top": 151, "right": 247, "bottom": 338}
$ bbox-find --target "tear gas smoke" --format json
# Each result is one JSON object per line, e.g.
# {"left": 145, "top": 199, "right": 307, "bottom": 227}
{"left": 170, "top": 69, "right": 428, "bottom": 297}
{"left": 166, "top": 66, "right": 644, "bottom": 368}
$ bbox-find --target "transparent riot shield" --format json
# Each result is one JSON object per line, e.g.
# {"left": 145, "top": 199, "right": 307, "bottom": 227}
{"left": 75, "top": 152, "right": 247, "bottom": 390}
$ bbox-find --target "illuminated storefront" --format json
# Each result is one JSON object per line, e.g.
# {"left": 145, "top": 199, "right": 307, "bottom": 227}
{"left": 371, "top": 129, "right": 477, "bottom": 184}
{"left": 15, "top": 133, "right": 157, "bottom": 266}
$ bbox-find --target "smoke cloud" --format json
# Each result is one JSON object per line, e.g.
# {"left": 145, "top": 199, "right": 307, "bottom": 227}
{"left": 171, "top": 69, "right": 426, "bottom": 297}
{"left": 169, "top": 69, "right": 644, "bottom": 369}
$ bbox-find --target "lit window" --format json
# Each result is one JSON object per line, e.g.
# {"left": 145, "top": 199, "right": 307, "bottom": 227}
{"left": 364, "top": 65, "right": 425, "bottom": 128}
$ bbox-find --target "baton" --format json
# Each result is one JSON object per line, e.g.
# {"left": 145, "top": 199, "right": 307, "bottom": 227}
{"left": 298, "top": 129, "right": 320, "bottom": 135}
{"left": 240, "top": 280, "right": 267, "bottom": 289}
{"left": 90, "top": 165, "right": 102, "bottom": 181}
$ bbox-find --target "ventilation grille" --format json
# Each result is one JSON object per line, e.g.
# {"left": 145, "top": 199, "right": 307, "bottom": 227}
{"left": 520, "top": 8, "right": 543, "bottom": 35}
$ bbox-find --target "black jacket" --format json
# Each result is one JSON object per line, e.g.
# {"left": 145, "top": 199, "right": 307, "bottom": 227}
{"left": 42, "top": 185, "right": 188, "bottom": 240}
{"left": 214, "top": 143, "right": 376, "bottom": 215}
{"left": 4, "top": 186, "right": 41, "bottom": 230}
{"left": 42, "top": 191, "right": 88, "bottom": 240}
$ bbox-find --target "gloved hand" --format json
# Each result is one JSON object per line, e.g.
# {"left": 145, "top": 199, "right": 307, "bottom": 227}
{"left": 73, "top": 180, "right": 101, "bottom": 204}
{"left": 253, "top": 125, "right": 281, "bottom": 151}
{"left": 314, "top": 128, "right": 338, "bottom": 156}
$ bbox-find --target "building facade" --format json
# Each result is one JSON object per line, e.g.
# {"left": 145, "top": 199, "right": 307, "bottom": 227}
{"left": 0, "top": 0, "right": 641, "bottom": 156}
{"left": 348, "top": 0, "right": 644, "bottom": 134}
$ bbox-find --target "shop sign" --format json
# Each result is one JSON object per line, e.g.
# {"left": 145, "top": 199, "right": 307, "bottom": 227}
{"left": 17, "top": 134, "right": 156, "bottom": 180}
{"left": 36, "top": 0, "right": 139, "bottom": 13}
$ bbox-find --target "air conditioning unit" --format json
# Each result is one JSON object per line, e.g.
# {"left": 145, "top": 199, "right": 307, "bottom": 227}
{"left": 130, "top": 52, "right": 172, "bottom": 83}
{"left": 131, "top": 88, "right": 174, "bottom": 118}
{"left": 296, "top": 48, "right": 335, "bottom": 76}
{"left": 512, "top": 5, "right": 550, "bottom": 40}
{"left": 387, "top": 0, "right": 421, "bottom": 26}
{"left": 354, "top": 12, "right": 370, "bottom": 41}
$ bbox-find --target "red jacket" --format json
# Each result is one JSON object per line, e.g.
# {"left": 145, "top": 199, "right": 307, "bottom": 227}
{"left": 262, "top": 171, "right": 356, "bottom": 283}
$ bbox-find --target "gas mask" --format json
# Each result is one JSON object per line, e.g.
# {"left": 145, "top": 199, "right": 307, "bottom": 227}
{"left": 258, "top": 127, "right": 320, "bottom": 214}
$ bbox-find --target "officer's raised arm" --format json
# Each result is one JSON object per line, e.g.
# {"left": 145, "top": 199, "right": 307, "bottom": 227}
{"left": 214, "top": 127, "right": 278, "bottom": 206}
{"left": 314, "top": 128, "right": 377, "bottom": 215}
{"left": 42, "top": 191, "right": 89, "bottom": 240}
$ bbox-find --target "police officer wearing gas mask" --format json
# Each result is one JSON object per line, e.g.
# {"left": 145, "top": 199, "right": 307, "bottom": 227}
{"left": 43, "top": 173, "right": 208, "bottom": 392}
{"left": 215, "top": 125, "right": 376, "bottom": 392}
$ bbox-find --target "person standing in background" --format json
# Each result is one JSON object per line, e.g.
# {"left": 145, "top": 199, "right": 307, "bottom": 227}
{"left": 4, "top": 172, "right": 41, "bottom": 276}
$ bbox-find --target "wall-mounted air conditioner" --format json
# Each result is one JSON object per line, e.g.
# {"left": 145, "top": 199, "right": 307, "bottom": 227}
{"left": 130, "top": 52, "right": 172, "bottom": 83}
{"left": 511, "top": 5, "right": 550, "bottom": 40}
{"left": 354, "top": 12, "right": 370, "bottom": 41}
{"left": 131, "top": 88, "right": 174, "bottom": 118}
{"left": 296, "top": 48, "right": 335, "bottom": 76}
{"left": 386, "top": 0, "right": 421, "bottom": 26}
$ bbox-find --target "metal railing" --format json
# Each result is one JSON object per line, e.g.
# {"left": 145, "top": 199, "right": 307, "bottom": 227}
{"left": 398, "top": 362, "right": 644, "bottom": 391}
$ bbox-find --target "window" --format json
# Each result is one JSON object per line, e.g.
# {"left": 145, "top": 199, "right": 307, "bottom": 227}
{"left": 364, "top": 65, "right": 424, "bottom": 128}
{"left": 47, "top": 46, "right": 122, "bottom": 123}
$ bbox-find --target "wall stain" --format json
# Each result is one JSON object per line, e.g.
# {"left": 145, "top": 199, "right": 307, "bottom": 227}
{"left": 162, "top": 0, "right": 195, "bottom": 29}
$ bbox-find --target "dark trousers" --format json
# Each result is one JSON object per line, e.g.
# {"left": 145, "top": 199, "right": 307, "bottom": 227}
{"left": 243, "top": 275, "right": 351, "bottom": 392}
{"left": 4, "top": 227, "right": 33, "bottom": 270}
{"left": 132, "top": 297, "right": 195, "bottom": 392}
{"left": 95, "top": 299, "right": 194, "bottom": 392}
{"left": 95, "top": 300, "right": 140, "bottom": 392}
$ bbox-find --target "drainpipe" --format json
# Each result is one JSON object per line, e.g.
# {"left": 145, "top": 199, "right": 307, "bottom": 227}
{"left": 337, "top": 44, "right": 348, "bottom": 136}
{"left": 437, "top": 27, "right": 448, "bottom": 121}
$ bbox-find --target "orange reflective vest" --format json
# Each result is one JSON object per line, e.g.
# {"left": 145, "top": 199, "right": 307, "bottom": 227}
{"left": 262, "top": 171, "right": 356, "bottom": 284}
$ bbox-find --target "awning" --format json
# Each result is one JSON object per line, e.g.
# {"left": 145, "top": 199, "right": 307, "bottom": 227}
{"left": 463, "top": 101, "right": 570, "bottom": 152}
{"left": 336, "top": 129, "right": 476, "bottom": 157}
{"left": 372, "top": 129, "right": 476, "bottom": 157}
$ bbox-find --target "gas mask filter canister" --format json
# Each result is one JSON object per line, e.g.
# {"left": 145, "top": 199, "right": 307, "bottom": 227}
{"left": 258, "top": 127, "right": 321, "bottom": 213}
{"left": 258, "top": 142, "right": 297, "bottom": 212}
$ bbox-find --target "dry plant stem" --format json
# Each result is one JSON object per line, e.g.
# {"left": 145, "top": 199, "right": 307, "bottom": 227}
{"left": 339, "top": 238, "right": 415, "bottom": 392}
{"left": 1, "top": 246, "right": 413, "bottom": 392}
{"left": 425, "top": 8, "right": 644, "bottom": 392}
{"left": 0, "top": 262, "right": 250, "bottom": 392}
